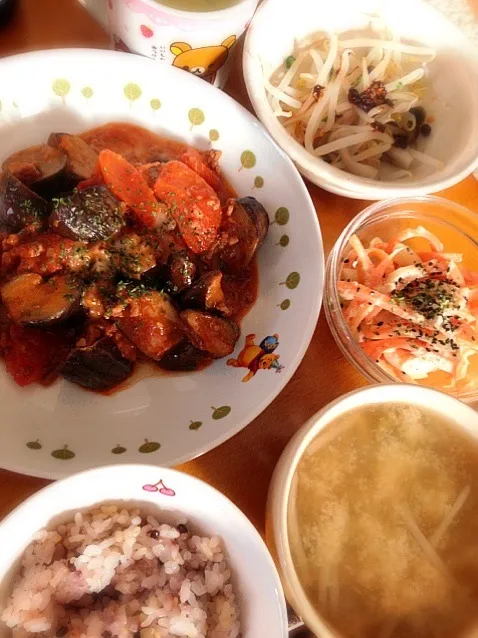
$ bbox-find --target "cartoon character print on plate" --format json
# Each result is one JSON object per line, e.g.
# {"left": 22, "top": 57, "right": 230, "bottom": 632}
{"left": 227, "top": 333, "right": 284, "bottom": 382}
{"left": 171, "top": 36, "right": 236, "bottom": 84}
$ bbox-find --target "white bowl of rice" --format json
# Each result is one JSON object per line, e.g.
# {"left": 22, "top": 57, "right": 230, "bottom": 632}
{"left": 0, "top": 465, "right": 288, "bottom": 638}
{"left": 243, "top": 0, "right": 478, "bottom": 199}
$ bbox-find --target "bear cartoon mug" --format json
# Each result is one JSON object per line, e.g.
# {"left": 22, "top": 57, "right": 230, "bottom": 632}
{"left": 88, "top": 0, "right": 259, "bottom": 89}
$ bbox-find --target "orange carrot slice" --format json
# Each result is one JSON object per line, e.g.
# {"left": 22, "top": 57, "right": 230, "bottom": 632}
{"left": 180, "top": 149, "right": 222, "bottom": 192}
{"left": 98, "top": 149, "right": 161, "bottom": 227}
{"left": 154, "top": 160, "right": 221, "bottom": 254}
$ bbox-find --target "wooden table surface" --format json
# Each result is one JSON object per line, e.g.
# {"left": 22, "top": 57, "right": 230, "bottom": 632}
{"left": 0, "top": 0, "right": 477, "bottom": 536}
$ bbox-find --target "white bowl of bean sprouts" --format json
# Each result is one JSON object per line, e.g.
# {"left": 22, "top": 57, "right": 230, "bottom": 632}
{"left": 243, "top": 0, "right": 478, "bottom": 200}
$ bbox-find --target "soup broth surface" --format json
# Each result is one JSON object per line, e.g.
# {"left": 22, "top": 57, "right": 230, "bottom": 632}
{"left": 152, "top": 0, "right": 240, "bottom": 11}
{"left": 289, "top": 403, "right": 478, "bottom": 638}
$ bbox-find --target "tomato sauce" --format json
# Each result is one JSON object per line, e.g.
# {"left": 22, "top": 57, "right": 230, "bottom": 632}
{"left": 0, "top": 122, "right": 263, "bottom": 392}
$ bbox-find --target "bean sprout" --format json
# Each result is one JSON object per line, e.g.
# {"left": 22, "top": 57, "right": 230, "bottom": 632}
{"left": 264, "top": 25, "right": 439, "bottom": 182}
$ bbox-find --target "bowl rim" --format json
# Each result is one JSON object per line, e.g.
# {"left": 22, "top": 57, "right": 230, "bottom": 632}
{"left": 267, "top": 384, "right": 478, "bottom": 636}
{"left": 0, "top": 464, "right": 289, "bottom": 636}
{"left": 131, "top": 0, "right": 258, "bottom": 21}
{"left": 243, "top": 0, "right": 478, "bottom": 200}
{"left": 0, "top": 48, "right": 324, "bottom": 479}
{"left": 323, "top": 194, "right": 478, "bottom": 403}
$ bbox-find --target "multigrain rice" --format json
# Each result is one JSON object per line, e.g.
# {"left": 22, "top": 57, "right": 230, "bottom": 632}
{"left": 1, "top": 505, "right": 241, "bottom": 637}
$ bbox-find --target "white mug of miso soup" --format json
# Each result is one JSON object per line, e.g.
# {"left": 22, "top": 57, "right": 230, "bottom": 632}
{"left": 86, "top": 0, "right": 259, "bottom": 88}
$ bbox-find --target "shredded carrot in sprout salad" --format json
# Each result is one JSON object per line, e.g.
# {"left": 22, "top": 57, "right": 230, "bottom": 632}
{"left": 338, "top": 227, "right": 478, "bottom": 390}
{"left": 264, "top": 23, "right": 443, "bottom": 181}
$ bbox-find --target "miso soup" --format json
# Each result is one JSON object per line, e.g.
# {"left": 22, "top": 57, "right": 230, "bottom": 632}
{"left": 152, "top": 0, "right": 241, "bottom": 11}
{"left": 289, "top": 404, "right": 478, "bottom": 638}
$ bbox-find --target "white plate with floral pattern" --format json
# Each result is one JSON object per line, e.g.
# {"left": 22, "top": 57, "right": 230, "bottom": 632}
{"left": 0, "top": 49, "right": 323, "bottom": 479}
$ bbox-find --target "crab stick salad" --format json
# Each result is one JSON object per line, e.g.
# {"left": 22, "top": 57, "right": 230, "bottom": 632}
{"left": 337, "top": 226, "right": 478, "bottom": 390}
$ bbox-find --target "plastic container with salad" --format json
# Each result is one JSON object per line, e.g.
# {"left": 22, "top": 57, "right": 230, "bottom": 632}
{"left": 325, "top": 196, "right": 478, "bottom": 403}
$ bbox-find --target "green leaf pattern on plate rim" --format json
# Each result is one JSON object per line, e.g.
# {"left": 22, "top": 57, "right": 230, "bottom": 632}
{"left": 211, "top": 406, "right": 231, "bottom": 420}
{"left": 81, "top": 86, "right": 94, "bottom": 100}
{"left": 239, "top": 150, "right": 256, "bottom": 170}
{"left": 52, "top": 79, "right": 71, "bottom": 104}
{"left": 280, "top": 272, "right": 300, "bottom": 290}
{"left": 188, "top": 108, "right": 205, "bottom": 130}
{"left": 139, "top": 439, "right": 161, "bottom": 453}
{"left": 26, "top": 440, "right": 42, "bottom": 450}
{"left": 274, "top": 207, "right": 289, "bottom": 225}
{"left": 51, "top": 445, "right": 75, "bottom": 460}
{"left": 150, "top": 98, "right": 161, "bottom": 111}
{"left": 112, "top": 444, "right": 127, "bottom": 455}
{"left": 124, "top": 83, "right": 142, "bottom": 104}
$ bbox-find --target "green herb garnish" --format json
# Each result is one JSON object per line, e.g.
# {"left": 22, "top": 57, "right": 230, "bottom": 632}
{"left": 285, "top": 55, "right": 296, "bottom": 69}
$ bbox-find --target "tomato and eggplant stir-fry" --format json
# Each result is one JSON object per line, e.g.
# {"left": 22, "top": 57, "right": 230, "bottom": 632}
{"left": 0, "top": 123, "right": 269, "bottom": 391}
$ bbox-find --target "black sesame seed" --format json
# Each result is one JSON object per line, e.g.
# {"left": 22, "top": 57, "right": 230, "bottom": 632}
{"left": 150, "top": 529, "right": 160, "bottom": 540}
{"left": 421, "top": 123, "right": 432, "bottom": 137}
{"left": 177, "top": 524, "right": 188, "bottom": 534}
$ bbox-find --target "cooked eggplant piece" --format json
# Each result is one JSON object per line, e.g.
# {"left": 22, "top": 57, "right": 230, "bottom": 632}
{"left": 50, "top": 185, "right": 124, "bottom": 242}
{"left": 48, "top": 133, "right": 98, "bottom": 183}
{"left": 237, "top": 197, "right": 269, "bottom": 247}
{"left": 217, "top": 199, "right": 261, "bottom": 273}
{"left": 61, "top": 337, "right": 132, "bottom": 390}
{"left": 2, "top": 144, "right": 67, "bottom": 194}
{"left": 158, "top": 340, "right": 208, "bottom": 371}
{"left": 118, "top": 290, "right": 184, "bottom": 360}
{"left": 1, "top": 273, "right": 82, "bottom": 327}
{"left": 180, "top": 309, "right": 239, "bottom": 358}
{"left": 181, "top": 270, "right": 229, "bottom": 315}
{"left": 168, "top": 250, "right": 197, "bottom": 293}
{"left": 0, "top": 172, "right": 48, "bottom": 232}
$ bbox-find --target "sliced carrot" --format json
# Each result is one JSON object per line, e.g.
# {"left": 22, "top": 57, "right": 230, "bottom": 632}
{"left": 365, "top": 246, "right": 407, "bottom": 289}
{"left": 154, "top": 160, "right": 221, "bottom": 254}
{"left": 387, "top": 226, "right": 443, "bottom": 253}
{"left": 337, "top": 281, "right": 426, "bottom": 325}
{"left": 382, "top": 264, "right": 427, "bottom": 292}
{"left": 180, "top": 149, "right": 223, "bottom": 193}
{"left": 339, "top": 226, "right": 478, "bottom": 387}
{"left": 362, "top": 338, "right": 412, "bottom": 360}
{"left": 418, "top": 251, "right": 463, "bottom": 264}
{"left": 349, "top": 234, "right": 373, "bottom": 272}
{"left": 342, "top": 299, "right": 378, "bottom": 333}
{"left": 98, "top": 149, "right": 161, "bottom": 227}
{"left": 468, "top": 289, "right": 478, "bottom": 312}
{"left": 460, "top": 266, "right": 478, "bottom": 287}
